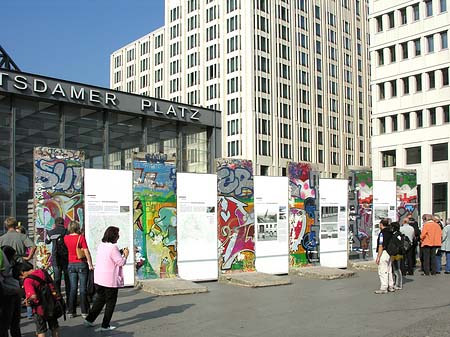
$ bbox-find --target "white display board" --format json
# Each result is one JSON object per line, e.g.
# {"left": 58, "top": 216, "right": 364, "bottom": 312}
{"left": 254, "top": 176, "right": 289, "bottom": 274}
{"left": 372, "top": 180, "right": 397, "bottom": 258}
{"left": 319, "top": 179, "right": 348, "bottom": 268}
{"left": 84, "top": 169, "right": 134, "bottom": 286}
{"left": 177, "top": 173, "right": 218, "bottom": 281}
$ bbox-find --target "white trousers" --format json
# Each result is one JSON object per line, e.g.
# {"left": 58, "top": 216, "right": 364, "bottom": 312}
{"left": 378, "top": 250, "right": 393, "bottom": 290}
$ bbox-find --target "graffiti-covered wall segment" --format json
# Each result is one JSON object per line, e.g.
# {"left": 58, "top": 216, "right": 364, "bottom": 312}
{"left": 217, "top": 159, "right": 255, "bottom": 273}
{"left": 33, "top": 146, "right": 85, "bottom": 270}
{"left": 133, "top": 153, "right": 177, "bottom": 279}
{"left": 288, "top": 162, "right": 319, "bottom": 267}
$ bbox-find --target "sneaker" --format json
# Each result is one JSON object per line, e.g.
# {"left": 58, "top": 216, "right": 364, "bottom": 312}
{"left": 96, "top": 326, "right": 117, "bottom": 332}
{"left": 374, "top": 289, "right": 388, "bottom": 294}
{"left": 84, "top": 320, "right": 95, "bottom": 327}
{"left": 67, "top": 313, "right": 74, "bottom": 319}
{"left": 81, "top": 314, "right": 88, "bottom": 319}
{"left": 393, "top": 286, "right": 402, "bottom": 290}
{"left": 387, "top": 288, "right": 396, "bottom": 292}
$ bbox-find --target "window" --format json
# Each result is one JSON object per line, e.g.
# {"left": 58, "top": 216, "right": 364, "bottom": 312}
{"left": 428, "top": 71, "right": 436, "bottom": 89}
{"left": 406, "top": 146, "right": 421, "bottom": 164}
{"left": 427, "top": 35, "right": 434, "bottom": 52}
{"left": 401, "top": 42, "right": 408, "bottom": 59}
{"left": 376, "top": 16, "right": 383, "bottom": 32}
{"left": 413, "top": 3, "right": 420, "bottom": 20}
{"left": 382, "top": 150, "right": 396, "bottom": 167}
{"left": 377, "top": 49, "right": 384, "bottom": 65}
{"left": 442, "top": 68, "right": 449, "bottom": 86}
{"left": 415, "top": 74, "right": 422, "bottom": 91}
{"left": 389, "top": 46, "right": 396, "bottom": 62}
{"left": 441, "top": 31, "right": 448, "bottom": 49}
{"left": 432, "top": 183, "right": 447, "bottom": 218}
{"left": 432, "top": 143, "right": 448, "bottom": 161}
{"left": 416, "top": 110, "right": 423, "bottom": 127}
{"left": 403, "top": 77, "right": 410, "bottom": 94}
{"left": 379, "top": 83, "right": 385, "bottom": 100}
{"left": 380, "top": 117, "right": 386, "bottom": 133}
{"left": 414, "top": 38, "right": 421, "bottom": 56}
{"left": 440, "top": 0, "right": 447, "bottom": 12}
{"left": 391, "top": 80, "right": 397, "bottom": 97}
{"left": 388, "top": 12, "right": 395, "bottom": 28}
{"left": 392, "top": 115, "right": 398, "bottom": 131}
{"left": 403, "top": 112, "right": 411, "bottom": 129}
{"left": 444, "top": 105, "right": 450, "bottom": 123}
{"left": 425, "top": 0, "right": 433, "bottom": 16}
{"left": 315, "top": 5, "right": 320, "bottom": 19}
{"left": 400, "top": 8, "right": 407, "bottom": 24}
{"left": 430, "top": 107, "right": 437, "bottom": 125}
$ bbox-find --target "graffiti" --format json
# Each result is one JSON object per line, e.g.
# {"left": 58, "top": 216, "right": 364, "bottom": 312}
{"left": 217, "top": 159, "right": 255, "bottom": 273}
{"left": 348, "top": 170, "right": 373, "bottom": 259}
{"left": 34, "top": 147, "right": 85, "bottom": 272}
{"left": 133, "top": 153, "right": 177, "bottom": 279}
{"left": 396, "top": 170, "right": 418, "bottom": 223}
{"left": 287, "top": 162, "right": 318, "bottom": 267}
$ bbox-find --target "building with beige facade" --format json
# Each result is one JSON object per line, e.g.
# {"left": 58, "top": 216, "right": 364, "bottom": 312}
{"left": 370, "top": 0, "right": 450, "bottom": 218}
{"left": 111, "top": 0, "right": 372, "bottom": 177}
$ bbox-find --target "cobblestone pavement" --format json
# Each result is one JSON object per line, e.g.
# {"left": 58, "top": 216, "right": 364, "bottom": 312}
{"left": 20, "top": 270, "right": 450, "bottom": 337}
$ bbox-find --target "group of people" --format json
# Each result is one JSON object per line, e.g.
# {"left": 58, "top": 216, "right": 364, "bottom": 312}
{"left": 0, "top": 216, "right": 129, "bottom": 337}
{"left": 375, "top": 214, "right": 450, "bottom": 294}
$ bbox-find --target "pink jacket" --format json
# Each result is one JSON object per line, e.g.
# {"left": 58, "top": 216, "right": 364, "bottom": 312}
{"left": 94, "top": 242, "right": 127, "bottom": 288}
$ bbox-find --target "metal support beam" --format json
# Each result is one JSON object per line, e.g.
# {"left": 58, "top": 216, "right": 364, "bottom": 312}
{"left": 0, "top": 45, "right": 20, "bottom": 71}
{"left": 10, "top": 98, "right": 16, "bottom": 217}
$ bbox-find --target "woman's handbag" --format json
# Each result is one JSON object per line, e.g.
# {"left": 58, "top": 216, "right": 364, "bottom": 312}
{"left": 76, "top": 235, "right": 86, "bottom": 259}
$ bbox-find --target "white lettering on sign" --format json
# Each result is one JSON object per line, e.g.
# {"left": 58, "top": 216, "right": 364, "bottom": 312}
{"left": 140, "top": 99, "right": 202, "bottom": 121}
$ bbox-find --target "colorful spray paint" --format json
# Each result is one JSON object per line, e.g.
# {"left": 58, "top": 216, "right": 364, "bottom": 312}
{"left": 348, "top": 170, "right": 373, "bottom": 259}
{"left": 288, "top": 162, "right": 319, "bottom": 267}
{"left": 395, "top": 169, "right": 418, "bottom": 223}
{"left": 33, "top": 146, "right": 85, "bottom": 270}
{"left": 133, "top": 153, "right": 177, "bottom": 279}
{"left": 217, "top": 159, "right": 255, "bottom": 273}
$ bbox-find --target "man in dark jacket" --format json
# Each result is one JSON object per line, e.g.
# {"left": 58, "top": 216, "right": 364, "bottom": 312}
{"left": 45, "top": 217, "right": 70, "bottom": 303}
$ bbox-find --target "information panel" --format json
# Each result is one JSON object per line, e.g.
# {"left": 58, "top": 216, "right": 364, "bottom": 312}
{"left": 319, "top": 179, "right": 348, "bottom": 268}
{"left": 84, "top": 169, "right": 134, "bottom": 286}
{"left": 177, "top": 173, "right": 218, "bottom": 281}
{"left": 254, "top": 176, "right": 289, "bottom": 274}
{"left": 372, "top": 180, "right": 397, "bottom": 258}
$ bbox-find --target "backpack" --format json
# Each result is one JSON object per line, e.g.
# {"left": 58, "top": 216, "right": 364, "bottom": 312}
{"left": 386, "top": 230, "right": 406, "bottom": 256}
{"left": 403, "top": 235, "right": 412, "bottom": 253}
{"left": 27, "top": 271, "right": 66, "bottom": 321}
{"left": 53, "top": 234, "right": 68, "bottom": 266}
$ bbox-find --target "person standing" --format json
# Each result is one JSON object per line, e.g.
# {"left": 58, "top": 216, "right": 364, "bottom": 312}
{"left": 84, "top": 226, "right": 128, "bottom": 331}
{"left": 400, "top": 217, "right": 416, "bottom": 275}
{"left": 441, "top": 218, "right": 450, "bottom": 274}
{"left": 0, "top": 217, "right": 35, "bottom": 264}
{"left": 64, "top": 221, "right": 93, "bottom": 318}
{"left": 420, "top": 214, "right": 442, "bottom": 275}
{"left": 45, "top": 217, "right": 70, "bottom": 304}
{"left": 375, "top": 219, "right": 394, "bottom": 294}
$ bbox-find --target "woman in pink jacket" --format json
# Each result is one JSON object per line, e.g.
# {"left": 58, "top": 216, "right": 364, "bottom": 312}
{"left": 83, "top": 226, "right": 129, "bottom": 331}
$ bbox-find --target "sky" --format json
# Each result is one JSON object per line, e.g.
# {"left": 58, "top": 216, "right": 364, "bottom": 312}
{"left": 3, "top": 0, "right": 165, "bottom": 88}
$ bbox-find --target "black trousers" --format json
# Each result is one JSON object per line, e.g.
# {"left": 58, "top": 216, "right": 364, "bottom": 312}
{"left": 422, "top": 246, "right": 438, "bottom": 275}
{"left": 0, "top": 293, "right": 21, "bottom": 337}
{"left": 86, "top": 285, "right": 118, "bottom": 328}
{"left": 400, "top": 247, "right": 415, "bottom": 275}
{"left": 52, "top": 260, "right": 70, "bottom": 303}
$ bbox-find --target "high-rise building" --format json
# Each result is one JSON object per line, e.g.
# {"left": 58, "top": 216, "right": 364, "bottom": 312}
{"left": 370, "top": 0, "right": 450, "bottom": 218}
{"left": 111, "top": 0, "right": 372, "bottom": 177}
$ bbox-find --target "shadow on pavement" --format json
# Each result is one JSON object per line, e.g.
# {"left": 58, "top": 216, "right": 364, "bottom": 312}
{"left": 116, "top": 303, "right": 195, "bottom": 326}
{"left": 115, "top": 294, "right": 156, "bottom": 313}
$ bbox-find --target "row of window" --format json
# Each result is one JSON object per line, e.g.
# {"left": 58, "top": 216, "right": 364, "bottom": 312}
{"left": 375, "top": 0, "right": 447, "bottom": 32}
{"left": 377, "top": 67, "right": 449, "bottom": 100}
{"left": 378, "top": 105, "right": 450, "bottom": 134}
{"left": 376, "top": 30, "right": 448, "bottom": 66}
{"left": 381, "top": 142, "right": 448, "bottom": 167}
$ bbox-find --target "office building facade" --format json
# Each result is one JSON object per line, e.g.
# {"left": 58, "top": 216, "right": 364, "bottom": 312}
{"left": 111, "top": 0, "right": 372, "bottom": 176}
{"left": 369, "top": 0, "right": 450, "bottom": 218}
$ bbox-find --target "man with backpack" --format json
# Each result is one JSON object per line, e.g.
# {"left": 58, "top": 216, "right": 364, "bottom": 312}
{"left": 0, "top": 217, "right": 35, "bottom": 264}
{"left": 45, "top": 217, "right": 69, "bottom": 304}
{"left": 17, "top": 262, "right": 63, "bottom": 337}
{"left": 374, "top": 219, "right": 394, "bottom": 294}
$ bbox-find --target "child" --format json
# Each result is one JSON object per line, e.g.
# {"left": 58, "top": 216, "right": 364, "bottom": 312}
{"left": 16, "top": 263, "right": 60, "bottom": 337}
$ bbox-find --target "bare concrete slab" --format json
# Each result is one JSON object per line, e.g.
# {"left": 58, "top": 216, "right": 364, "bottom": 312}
{"left": 219, "top": 272, "right": 291, "bottom": 288}
{"left": 349, "top": 260, "right": 378, "bottom": 272}
{"left": 290, "top": 266, "right": 356, "bottom": 280}
{"left": 136, "top": 277, "right": 208, "bottom": 296}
